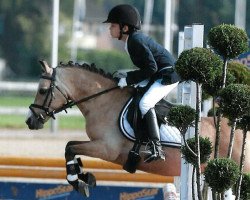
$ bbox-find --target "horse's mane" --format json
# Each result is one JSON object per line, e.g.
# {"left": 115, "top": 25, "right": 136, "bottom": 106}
{"left": 58, "top": 61, "right": 116, "bottom": 81}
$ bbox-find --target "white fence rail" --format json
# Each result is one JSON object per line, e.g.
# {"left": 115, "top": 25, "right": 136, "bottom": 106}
{"left": 0, "top": 81, "right": 38, "bottom": 92}
{"left": 0, "top": 106, "right": 81, "bottom": 116}
{"left": 0, "top": 81, "right": 81, "bottom": 116}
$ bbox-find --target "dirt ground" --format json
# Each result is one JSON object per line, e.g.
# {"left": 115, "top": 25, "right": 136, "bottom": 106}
{"left": 0, "top": 128, "right": 89, "bottom": 158}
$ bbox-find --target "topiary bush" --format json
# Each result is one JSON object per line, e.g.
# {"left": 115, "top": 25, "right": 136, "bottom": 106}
{"left": 202, "top": 65, "right": 235, "bottom": 98}
{"left": 77, "top": 49, "right": 134, "bottom": 73}
{"left": 218, "top": 84, "right": 250, "bottom": 120}
{"left": 203, "top": 61, "right": 250, "bottom": 99}
{"left": 167, "top": 105, "right": 196, "bottom": 134}
{"left": 208, "top": 24, "right": 248, "bottom": 59}
{"left": 234, "top": 115, "right": 250, "bottom": 200}
{"left": 181, "top": 136, "right": 212, "bottom": 165}
{"left": 175, "top": 47, "right": 223, "bottom": 84}
{"left": 238, "top": 173, "right": 250, "bottom": 200}
{"left": 228, "top": 62, "right": 250, "bottom": 86}
{"left": 204, "top": 158, "right": 240, "bottom": 193}
{"left": 236, "top": 114, "right": 250, "bottom": 131}
{"left": 207, "top": 107, "right": 219, "bottom": 117}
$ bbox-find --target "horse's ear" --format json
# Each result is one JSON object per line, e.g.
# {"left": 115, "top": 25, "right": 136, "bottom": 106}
{"left": 39, "top": 60, "right": 52, "bottom": 74}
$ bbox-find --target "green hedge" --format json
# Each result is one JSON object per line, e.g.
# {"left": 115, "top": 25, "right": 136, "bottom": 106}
{"left": 76, "top": 49, "right": 134, "bottom": 73}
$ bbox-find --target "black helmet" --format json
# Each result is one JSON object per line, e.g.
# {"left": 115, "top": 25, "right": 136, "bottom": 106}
{"left": 103, "top": 4, "right": 141, "bottom": 30}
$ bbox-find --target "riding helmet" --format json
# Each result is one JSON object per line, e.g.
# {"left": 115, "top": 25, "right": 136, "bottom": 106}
{"left": 103, "top": 4, "right": 141, "bottom": 30}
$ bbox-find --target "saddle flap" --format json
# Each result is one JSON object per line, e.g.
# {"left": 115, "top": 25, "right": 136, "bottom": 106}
{"left": 155, "top": 98, "right": 179, "bottom": 124}
{"left": 119, "top": 97, "right": 181, "bottom": 148}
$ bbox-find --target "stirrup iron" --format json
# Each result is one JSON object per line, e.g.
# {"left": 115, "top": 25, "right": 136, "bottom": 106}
{"left": 142, "top": 141, "right": 165, "bottom": 163}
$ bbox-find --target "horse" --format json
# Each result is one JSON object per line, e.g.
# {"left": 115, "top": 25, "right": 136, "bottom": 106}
{"left": 26, "top": 61, "right": 250, "bottom": 197}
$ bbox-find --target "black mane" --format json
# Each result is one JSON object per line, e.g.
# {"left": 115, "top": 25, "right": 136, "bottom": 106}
{"left": 58, "top": 61, "right": 115, "bottom": 81}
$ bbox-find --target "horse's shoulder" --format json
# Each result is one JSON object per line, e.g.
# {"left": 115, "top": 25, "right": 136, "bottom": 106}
{"left": 121, "top": 87, "right": 135, "bottom": 97}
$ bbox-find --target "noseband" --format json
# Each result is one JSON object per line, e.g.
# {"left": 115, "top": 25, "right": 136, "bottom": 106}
{"left": 29, "top": 68, "right": 119, "bottom": 123}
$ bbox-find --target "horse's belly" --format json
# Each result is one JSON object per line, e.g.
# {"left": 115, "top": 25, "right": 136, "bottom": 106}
{"left": 137, "top": 147, "right": 181, "bottom": 176}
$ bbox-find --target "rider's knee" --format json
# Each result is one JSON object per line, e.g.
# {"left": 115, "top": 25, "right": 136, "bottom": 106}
{"left": 139, "top": 100, "right": 153, "bottom": 117}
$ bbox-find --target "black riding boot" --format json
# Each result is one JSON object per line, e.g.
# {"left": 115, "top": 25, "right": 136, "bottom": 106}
{"left": 143, "top": 108, "right": 165, "bottom": 163}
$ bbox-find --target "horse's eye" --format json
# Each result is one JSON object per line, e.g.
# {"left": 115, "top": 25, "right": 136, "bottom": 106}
{"left": 39, "top": 88, "right": 48, "bottom": 95}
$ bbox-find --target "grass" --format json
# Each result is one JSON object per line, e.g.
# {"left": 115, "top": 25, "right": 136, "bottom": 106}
{"left": 0, "top": 114, "right": 85, "bottom": 130}
{"left": 57, "top": 115, "right": 85, "bottom": 130}
{"left": 0, "top": 96, "right": 33, "bottom": 107}
{"left": 0, "top": 95, "right": 85, "bottom": 130}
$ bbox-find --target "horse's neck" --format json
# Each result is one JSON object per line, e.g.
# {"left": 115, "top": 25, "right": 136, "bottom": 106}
{"left": 57, "top": 67, "right": 131, "bottom": 117}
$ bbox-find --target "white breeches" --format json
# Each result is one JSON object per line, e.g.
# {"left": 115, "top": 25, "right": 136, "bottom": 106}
{"left": 139, "top": 80, "right": 179, "bottom": 117}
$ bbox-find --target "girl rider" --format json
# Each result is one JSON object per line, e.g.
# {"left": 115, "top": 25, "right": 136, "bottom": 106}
{"left": 103, "top": 4, "right": 180, "bottom": 163}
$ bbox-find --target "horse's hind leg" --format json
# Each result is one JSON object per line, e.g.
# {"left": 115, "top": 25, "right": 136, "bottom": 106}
{"left": 65, "top": 141, "right": 96, "bottom": 197}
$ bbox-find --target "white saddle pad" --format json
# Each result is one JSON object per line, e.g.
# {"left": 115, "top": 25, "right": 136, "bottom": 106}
{"left": 119, "top": 98, "right": 181, "bottom": 148}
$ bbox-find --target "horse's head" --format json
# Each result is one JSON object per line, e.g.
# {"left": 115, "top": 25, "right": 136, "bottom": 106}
{"left": 26, "top": 61, "right": 69, "bottom": 129}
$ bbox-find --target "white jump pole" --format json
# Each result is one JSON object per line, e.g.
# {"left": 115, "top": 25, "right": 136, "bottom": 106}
{"left": 50, "top": 0, "right": 60, "bottom": 133}
{"left": 164, "top": 0, "right": 172, "bottom": 52}
{"left": 177, "top": 24, "right": 204, "bottom": 200}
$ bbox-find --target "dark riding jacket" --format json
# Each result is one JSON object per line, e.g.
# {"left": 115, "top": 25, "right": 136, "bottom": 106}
{"left": 126, "top": 31, "right": 180, "bottom": 85}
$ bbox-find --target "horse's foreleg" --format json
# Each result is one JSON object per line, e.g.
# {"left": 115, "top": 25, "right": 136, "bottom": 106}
{"left": 65, "top": 141, "right": 86, "bottom": 159}
{"left": 65, "top": 141, "right": 86, "bottom": 180}
{"left": 65, "top": 140, "right": 120, "bottom": 161}
{"left": 65, "top": 139, "right": 119, "bottom": 188}
{"left": 65, "top": 141, "right": 96, "bottom": 197}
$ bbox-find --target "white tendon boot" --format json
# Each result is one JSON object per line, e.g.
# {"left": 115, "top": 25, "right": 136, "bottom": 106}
{"left": 224, "top": 189, "right": 235, "bottom": 200}
{"left": 163, "top": 183, "right": 179, "bottom": 200}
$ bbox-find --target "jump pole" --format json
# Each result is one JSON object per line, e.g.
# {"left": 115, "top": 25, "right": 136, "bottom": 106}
{"left": 0, "top": 156, "right": 174, "bottom": 183}
{"left": 0, "top": 168, "right": 173, "bottom": 183}
{"left": 50, "top": 0, "right": 60, "bottom": 133}
{"left": 177, "top": 24, "right": 204, "bottom": 200}
{"left": 0, "top": 156, "right": 121, "bottom": 170}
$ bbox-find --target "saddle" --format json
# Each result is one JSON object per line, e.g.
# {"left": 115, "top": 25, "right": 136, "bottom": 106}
{"left": 126, "top": 89, "right": 175, "bottom": 140}
{"left": 120, "top": 87, "right": 181, "bottom": 173}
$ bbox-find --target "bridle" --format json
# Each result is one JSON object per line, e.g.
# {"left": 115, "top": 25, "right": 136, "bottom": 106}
{"left": 29, "top": 68, "right": 119, "bottom": 123}
{"left": 29, "top": 68, "right": 68, "bottom": 121}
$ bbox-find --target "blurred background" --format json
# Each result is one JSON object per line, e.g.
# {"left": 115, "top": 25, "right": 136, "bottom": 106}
{"left": 0, "top": 2, "right": 249, "bottom": 199}
{"left": 0, "top": 0, "right": 249, "bottom": 131}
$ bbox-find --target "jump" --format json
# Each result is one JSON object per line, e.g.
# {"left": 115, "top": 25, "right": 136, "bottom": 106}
{"left": 26, "top": 61, "right": 250, "bottom": 196}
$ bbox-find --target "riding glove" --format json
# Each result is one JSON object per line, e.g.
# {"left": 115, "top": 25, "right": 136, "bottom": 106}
{"left": 114, "top": 71, "right": 127, "bottom": 79}
{"left": 118, "top": 78, "right": 127, "bottom": 88}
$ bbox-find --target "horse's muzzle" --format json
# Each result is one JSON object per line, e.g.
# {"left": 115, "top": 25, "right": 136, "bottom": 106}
{"left": 26, "top": 116, "right": 44, "bottom": 130}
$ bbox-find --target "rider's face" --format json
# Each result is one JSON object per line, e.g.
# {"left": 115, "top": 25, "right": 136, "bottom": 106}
{"left": 109, "top": 23, "right": 120, "bottom": 39}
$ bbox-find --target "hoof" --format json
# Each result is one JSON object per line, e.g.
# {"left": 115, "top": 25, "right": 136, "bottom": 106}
{"left": 78, "top": 180, "right": 90, "bottom": 197}
{"left": 78, "top": 172, "right": 96, "bottom": 187}
{"left": 68, "top": 179, "right": 89, "bottom": 197}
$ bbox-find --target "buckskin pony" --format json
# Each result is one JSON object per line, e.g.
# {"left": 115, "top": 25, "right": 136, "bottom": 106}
{"left": 26, "top": 61, "right": 250, "bottom": 196}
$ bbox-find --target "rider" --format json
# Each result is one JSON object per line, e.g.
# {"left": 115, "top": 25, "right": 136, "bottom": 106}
{"left": 103, "top": 4, "right": 180, "bottom": 163}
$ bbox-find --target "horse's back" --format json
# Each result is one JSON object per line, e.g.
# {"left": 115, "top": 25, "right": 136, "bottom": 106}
{"left": 201, "top": 117, "right": 250, "bottom": 173}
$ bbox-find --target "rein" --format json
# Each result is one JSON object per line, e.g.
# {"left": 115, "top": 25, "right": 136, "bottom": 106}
{"left": 53, "top": 85, "right": 119, "bottom": 115}
{"left": 29, "top": 67, "right": 120, "bottom": 121}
